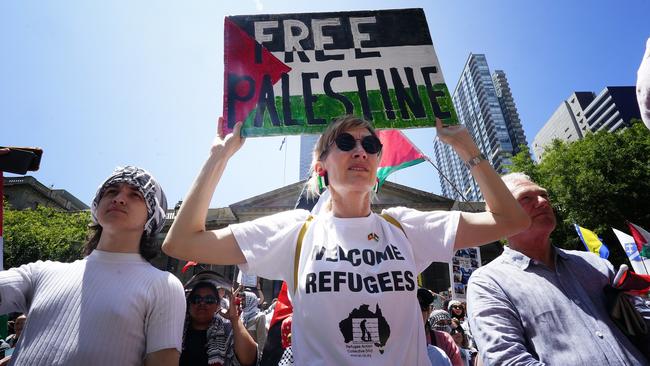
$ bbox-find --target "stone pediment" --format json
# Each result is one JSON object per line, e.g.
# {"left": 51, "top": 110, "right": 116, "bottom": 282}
{"left": 229, "top": 180, "right": 462, "bottom": 222}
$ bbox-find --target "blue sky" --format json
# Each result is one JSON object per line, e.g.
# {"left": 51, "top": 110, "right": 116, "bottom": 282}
{"left": 2, "top": 0, "right": 648, "bottom": 208}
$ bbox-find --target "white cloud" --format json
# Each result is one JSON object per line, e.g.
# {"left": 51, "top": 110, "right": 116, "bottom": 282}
{"left": 254, "top": 0, "right": 263, "bottom": 11}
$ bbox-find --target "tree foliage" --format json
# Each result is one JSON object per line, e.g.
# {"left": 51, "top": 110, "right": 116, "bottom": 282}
{"left": 508, "top": 120, "right": 650, "bottom": 266}
{"left": 3, "top": 202, "right": 91, "bottom": 269}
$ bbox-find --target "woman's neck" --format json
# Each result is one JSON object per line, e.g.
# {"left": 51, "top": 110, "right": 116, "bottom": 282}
{"left": 330, "top": 189, "right": 372, "bottom": 218}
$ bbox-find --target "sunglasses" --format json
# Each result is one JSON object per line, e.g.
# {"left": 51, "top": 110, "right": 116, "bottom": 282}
{"left": 189, "top": 295, "right": 218, "bottom": 305}
{"left": 331, "top": 133, "right": 382, "bottom": 155}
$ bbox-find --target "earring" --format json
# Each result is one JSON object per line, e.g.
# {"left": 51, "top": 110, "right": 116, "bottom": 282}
{"left": 317, "top": 170, "right": 329, "bottom": 191}
{"left": 372, "top": 178, "right": 379, "bottom": 193}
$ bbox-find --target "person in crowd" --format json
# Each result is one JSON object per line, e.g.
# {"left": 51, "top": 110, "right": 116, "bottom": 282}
{"left": 163, "top": 115, "right": 529, "bottom": 365}
{"left": 240, "top": 290, "right": 267, "bottom": 348}
{"left": 467, "top": 172, "right": 649, "bottom": 365}
{"left": 450, "top": 319, "right": 478, "bottom": 366}
{"left": 260, "top": 282, "right": 293, "bottom": 366}
{"left": 4, "top": 314, "right": 25, "bottom": 348}
{"left": 447, "top": 300, "right": 475, "bottom": 348}
{"left": 430, "top": 310, "right": 453, "bottom": 334}
{"left": 0, "top": 166, "right": 186, "bottom": 365}
{"left": 418, "top": 288, "right": 462, "bottom": 366}
{"left": 180, "top": 282, "right": 257, "bottom": 366}
{"left": 637, "top": 37, "right": 650, "bottom": 129}
{"left": 218, "top": 287, "right": 231, "bottom": 310}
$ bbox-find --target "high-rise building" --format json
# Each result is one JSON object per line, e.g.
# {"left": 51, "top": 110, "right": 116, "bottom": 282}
{"left": 299, "top": 135, "right": 319, "bottom": 180}
{"left": 434, "top": 54, "right": 528, "bottom": 201}
{"left": 533, "top": 87, "right": 640, "bottom": 160}
{"left": 492, "top": 70, "right": 528, "bottom": 155}
{"left": 533, "top": 92, "right": 594, "bottom": 160}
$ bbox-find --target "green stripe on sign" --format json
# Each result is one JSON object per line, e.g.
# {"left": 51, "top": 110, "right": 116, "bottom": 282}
{"left": 241, "top": 84, "right": 457, "bottom": 137}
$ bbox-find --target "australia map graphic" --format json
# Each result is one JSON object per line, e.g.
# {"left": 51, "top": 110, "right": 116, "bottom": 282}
{"left": 339, "top": 304, "right": 390, "bottom": 355}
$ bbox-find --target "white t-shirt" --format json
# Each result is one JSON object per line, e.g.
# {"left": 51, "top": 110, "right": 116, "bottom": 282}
{"left": 231, "top": 207, "right": 459, "bottom": 365}
{"left": 0, "top": 250, "right": 186, "bottom": 366}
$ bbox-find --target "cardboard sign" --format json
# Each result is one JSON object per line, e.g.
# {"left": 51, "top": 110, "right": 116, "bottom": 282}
{"left": 222, "top": 8, "right": 458, "bottom": 137}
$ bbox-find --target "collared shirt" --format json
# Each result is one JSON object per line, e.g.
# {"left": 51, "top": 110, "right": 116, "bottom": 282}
{"left": 467, "top": 246, "right": 648, "bottom": 365}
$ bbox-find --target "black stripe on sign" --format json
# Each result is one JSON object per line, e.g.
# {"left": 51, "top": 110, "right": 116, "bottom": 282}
{"left": 227, "top": 8, "right": 433, "bottom": 52}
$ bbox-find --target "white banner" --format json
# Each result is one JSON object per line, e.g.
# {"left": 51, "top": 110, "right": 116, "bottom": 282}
{"left": 613, "top": 228, "right": 649, "bottom": 275}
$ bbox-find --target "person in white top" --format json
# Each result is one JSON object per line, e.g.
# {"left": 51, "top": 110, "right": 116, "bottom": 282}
{"left": 163, "top": 116, "right": 530, "bottom": 365}
{"left": 0, "top": 166, "right": 186, "bottom": 366}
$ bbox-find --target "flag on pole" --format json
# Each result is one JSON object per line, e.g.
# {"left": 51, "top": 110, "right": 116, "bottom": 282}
{"left": 627, "top": 221, "right": 650, "bottom": 258}
{"left": 181, "top": 260, "right": 198, "bottom": 273}
{"left": 376, "top": 130, "right": 426, "bottom": 189}
{"left": 574, "top": 224, "right": 609, "bottom": 259}
{"left": 612, "top": 228, "right": 649, "bottom": 275}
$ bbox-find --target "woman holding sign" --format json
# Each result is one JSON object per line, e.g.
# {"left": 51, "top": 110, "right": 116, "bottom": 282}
{"left": 163, "top": 115, "right": 529, "bottom": 365}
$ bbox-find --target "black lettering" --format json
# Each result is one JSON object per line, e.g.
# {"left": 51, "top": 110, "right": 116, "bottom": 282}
{"left": 391, "top": 271, "right": 405, "bottom": 291}
{"left": 349, "top": 272, "right": 363, "bottom": 292}
{"left": 348, "top": 248, "right": 361, "bottom": 266}
{"left": 421, "top": 66, "right": 451, "bottom": 119}
{"left": 305, "top": 272, "right": 317, "bottom": 294}
{"left": 362, "top": 249, "right": 376, "bottom": 266}
{"left": 281, "top": 73, "right": 301, "bottom": 126}
{"left": 347, "top": 69, "right": 373, "bottom": 121}
{"left": 364, "top": 276, "right": 379, "bottom": 294}
{"left": 226, "top": 74, "right": 255, "bottom": 129}
{"left": 254, "top": 74, "right": 281, "bottom": 128}
{"left": 333, "top": 271, "right": 347, "bottom": 291}
{"left": 376, "top": 69, "right": 396, "bottom": 120}
{"left": 338, "top": 246, "right": 351, "bottom": 264}
{"left": 391, "top": 244, "right": 405, "bottom": 260}
{"left": 319, "top": 271, "right": 332, "bottom": 292}
{"left": 312, "top": 246, "right": 327, "bottom": 261}
{"left": 390, "top": 67, "right": 425, "bottom": 119}
{"left": 284, "top": 49, "right": 309, "bottom": 63}
{"left": 255, "top": 43, "right": 263, "bottom": 64}
{"left": 375, "top": 246, "right": 389, "bottom": 264}
{"left": 355, "top": 48, "right": 381, "bottom": 59}
{"left": 324, "top": 71, "right": 354, "bottom": 115}
{"left": 302, "top": 72, "right": 326, "bottom": 125}
{"left": 404, "top": 271, "right": 416, "bottom": 291}
{"left": 315, "top": 49, "right": 344, "bottom": 61}
{"left": 377, "top": 272, "right": 393, "bottom": 292}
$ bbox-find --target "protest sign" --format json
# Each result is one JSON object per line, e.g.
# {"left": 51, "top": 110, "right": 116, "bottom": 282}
{"left": 222, "top": 8, "right": 458, "bottom": 136}
{"left": 449, "top": 247, "right": 481, "bottom": 301}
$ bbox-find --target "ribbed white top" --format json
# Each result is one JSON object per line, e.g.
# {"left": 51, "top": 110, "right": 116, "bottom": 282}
{"left": 0, "top": 250, "right": 186, "bottom": 366}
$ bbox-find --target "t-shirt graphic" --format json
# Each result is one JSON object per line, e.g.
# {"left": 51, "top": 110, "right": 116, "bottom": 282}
{"left": 339, "top": 304, "right": 390, "bottom": 357}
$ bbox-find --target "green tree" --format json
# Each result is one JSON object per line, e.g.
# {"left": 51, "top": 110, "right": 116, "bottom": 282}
{"left": 508, "top": 120, "right": 650, "bottom": 266}
{"left": 3, "top": 202, "right": 91, "bottom": 268}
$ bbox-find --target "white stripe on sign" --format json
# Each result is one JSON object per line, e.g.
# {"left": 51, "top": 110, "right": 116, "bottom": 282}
{"left": 271, "top": 45, "right": 445, "bottom": 95}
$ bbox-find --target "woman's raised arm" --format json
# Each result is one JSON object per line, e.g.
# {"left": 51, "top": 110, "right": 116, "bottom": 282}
{"left": 435, "top": 119, "right": 531, "bottom": 249}
{"left": 162, "top": 118, "right": 247, "bottom": 264}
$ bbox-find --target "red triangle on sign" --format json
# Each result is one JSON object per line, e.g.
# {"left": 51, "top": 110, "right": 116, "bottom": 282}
{"left": 222, "top": 18, "right": 292, "bottom": 135}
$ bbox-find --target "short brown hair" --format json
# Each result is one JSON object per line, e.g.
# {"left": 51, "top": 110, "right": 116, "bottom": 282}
{"left": 306, "top": 115, "right": 379, "bottom": 198}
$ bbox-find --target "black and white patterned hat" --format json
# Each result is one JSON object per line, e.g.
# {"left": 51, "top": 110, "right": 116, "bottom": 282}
{"left": 91, "top": 166, "right": 168, "bottom": 236}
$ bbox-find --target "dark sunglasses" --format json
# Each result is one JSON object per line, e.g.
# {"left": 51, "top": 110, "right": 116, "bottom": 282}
{"left": 332, "top": 133, "right": 382, "bottom": 155}
{"left": 189, "top": 295, "right": 218, "bottom": 305}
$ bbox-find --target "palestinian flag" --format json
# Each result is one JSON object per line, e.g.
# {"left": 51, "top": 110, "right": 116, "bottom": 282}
{"left": 627, "top": 221, "right": 650, "bottom": 259}
{"left": 376, "top": 129, "right": 425, "bottom": 189}
{"left": 222, "top": 8, "right": 458, "bottom": 137}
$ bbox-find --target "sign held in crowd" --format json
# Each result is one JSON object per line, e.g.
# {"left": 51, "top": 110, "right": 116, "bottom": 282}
{"left": 221, "top": 8, "right": 458, "bottom": 136}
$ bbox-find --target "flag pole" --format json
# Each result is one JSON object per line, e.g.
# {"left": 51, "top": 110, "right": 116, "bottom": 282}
{"left": 397, "top": 132, "right": 478, "bottom": 211}
{"left": 422, "top": 156, "right": 478, "bottom": 211}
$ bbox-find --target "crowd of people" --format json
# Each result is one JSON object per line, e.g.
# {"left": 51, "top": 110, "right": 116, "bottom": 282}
{"left": 0, "top": 36, "right": 648, "bottom": 365}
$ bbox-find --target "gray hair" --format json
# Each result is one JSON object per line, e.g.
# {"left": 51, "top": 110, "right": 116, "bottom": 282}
{"left": 501, "top": 172, "right": 533, "bottom": 191}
